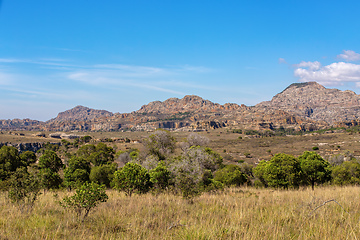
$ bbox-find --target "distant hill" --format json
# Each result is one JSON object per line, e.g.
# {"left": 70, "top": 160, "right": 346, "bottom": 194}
{"left": 2, "top": 82, "right": 360, "bottom": 132}
{"left": 256, "top": 82, "right": 360, "bottom": 124}
{"left": 136, "top": 95, "right": 242, "bottom": 114}
{"left": 48, "top": 105, "right": 114, "bottom": 122}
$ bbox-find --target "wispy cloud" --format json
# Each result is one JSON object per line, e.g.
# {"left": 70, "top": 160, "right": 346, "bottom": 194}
{"left": 1, "top": 58, "right": 220, "bottom": 110}
{"left": 278, "top": 58, "right": 287, "bottom": 64}
{"left": 337, "top": 50, "right": 360, "bottom": 62}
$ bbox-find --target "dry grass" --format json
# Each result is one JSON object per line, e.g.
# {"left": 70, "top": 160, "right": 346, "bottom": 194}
{"left": 0, "top": 186, "right": 360, "bottom": 239}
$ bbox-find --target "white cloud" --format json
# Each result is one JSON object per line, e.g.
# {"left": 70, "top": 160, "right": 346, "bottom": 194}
{"left": 337, "top": 50, "right": 360, "bottom": 62}
{"left": 294, "top": 61, "right": 321, "bottom": 71}
{"left": 294, "top": 61, "right": 360, "bottom": 85}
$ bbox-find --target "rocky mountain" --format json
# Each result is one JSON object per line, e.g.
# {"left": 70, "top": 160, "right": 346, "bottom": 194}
{"left": 49, "top": 105, "right": 114, "bottom": 122}
{"left": 136, "top": 95, "right": 243, "bottom": 114}
{"left": 2, "top": 82, "right": 360, "bottom": 132}
{"left": 256, "top": 82, "right": 360, "bottom": 125}
{"left": 0, "top": 119, "right": 43, "bottom": 131}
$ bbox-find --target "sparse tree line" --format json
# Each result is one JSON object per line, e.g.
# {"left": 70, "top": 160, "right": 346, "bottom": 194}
{"left": 1, "top": 130, "right": 360, "bottom": 217}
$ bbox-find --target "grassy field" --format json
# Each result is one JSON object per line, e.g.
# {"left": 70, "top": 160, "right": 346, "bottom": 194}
{"left": 0, "top": 186, "right": 360, "bottom": 239}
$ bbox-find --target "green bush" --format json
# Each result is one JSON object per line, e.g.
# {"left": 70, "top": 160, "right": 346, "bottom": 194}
{"left": 8, "top": 167, "right": 41, "bottom": 212}
{"left": 38, "top": 168, "right": 62, "bottom": 190}
{"left": 64, "top": 156, "right": 91, "bottom": 189}
{"left": 89, "top": 163, "right": 117, "bottom": 188}
{"left": 214, "top": 164, "right": 248, "bottom": 187}
{"left": 113, "top": 162, "right": 152, "bottom": 196}
{"left": 331, "top": 160, "right": 360, "bottom": 185}
{"left": 312, "top": 146, "right": 319, "bottom": 151}
{"left": 0, "top": 146, "right": 22, "bottom": 181}
{"left": 253, "top": 153, "right": 301, "bottom": 189}
{"left": 298, "top": 151, "right": 331, "bottom": 189}
{"left": 38, "top": 150, "right": 63, "bottom": 173}
{"left": 149, "top": 161, "right": 172, "bottom": 191}
{"left": 176, "top": 169, "right": 201, "bottom": 200}
{"left": 60, "top": 182, "right": 108, "bottom": 221}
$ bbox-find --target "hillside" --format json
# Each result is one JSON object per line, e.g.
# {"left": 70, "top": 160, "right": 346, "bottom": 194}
{"left": 256, "top": 82, "right": 360, "bottom": 124}
{"left": 48, "top": 105, "right": 114, "bottom": 122}
{"left": 2, "top": 82, "right": 360, "bottom": 132}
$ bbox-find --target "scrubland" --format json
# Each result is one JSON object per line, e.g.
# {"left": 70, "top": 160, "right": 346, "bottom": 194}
{"left": 1, "top": 186, "right": 360, "bottom": 239}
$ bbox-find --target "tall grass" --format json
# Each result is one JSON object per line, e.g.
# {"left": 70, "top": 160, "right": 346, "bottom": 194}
{"left": 0, "top": 186, "right": 359, "bottom": 239}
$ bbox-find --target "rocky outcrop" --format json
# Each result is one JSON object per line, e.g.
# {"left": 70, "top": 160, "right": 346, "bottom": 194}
{"left": 136, "top": 95, "right": 243, "bottom": 114}
{"left": 2, "top": 82, "right": 360, "bottom": 132}
{"left": 48, "top": 105, "right": 114, "bottom": 122}
{"left": 256, "top": 82, "right": 360, "bottom": 124}
{"left": 0, "top": 142, "right": 60, "bottom": 153}
{"left": 0, "top": 119, "right": 43, "bottom": 130}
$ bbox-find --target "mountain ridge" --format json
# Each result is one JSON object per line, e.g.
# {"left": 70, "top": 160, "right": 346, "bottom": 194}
{"left": 2, "top": 82, "right": 360, "bottom": 132}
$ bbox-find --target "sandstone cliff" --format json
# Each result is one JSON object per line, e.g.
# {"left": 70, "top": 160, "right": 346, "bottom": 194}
{"left": 256, "top": 82, "right": 360, "bottom": 124}
{"left": 2, "top": 82, "right": 360, "bottom": 132}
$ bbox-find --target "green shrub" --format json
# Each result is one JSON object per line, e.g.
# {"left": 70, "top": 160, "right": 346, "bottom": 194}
{"left": 298, "top": 151, "right": 331, "bottom": 189}
{"left": 64, "top": 156, "right": 91, "bottom": 189}
{"left": 149, "top": 161, "right": 172, "bottom": 191}
{"left": 214, "top": 164, "right": 248, "bottom": 187}
{"left": 331, "top": 161, "right": 360, "bottom": 185}
{"left": 60, "top": 182, "right": 108, "bottom": 221}
{"left": 176, "top": 169, "right": 201, "bottom": 200}
{"left": 89, "top": 163, "right": 117, "bottom": 188}
{"left": 253, "top": 153, "right": 301, "bottom": 189}
{"left": 0, "top": 146, "right": 22, "bottom": 181}
{"left": 113, "top": 162, "right": 152, "bottom": 196}
{"left": 8, "top": 167, "right": 41, "bottom": 212}
{"left": 312, "top": 146, "right": 319, "bottom": 151}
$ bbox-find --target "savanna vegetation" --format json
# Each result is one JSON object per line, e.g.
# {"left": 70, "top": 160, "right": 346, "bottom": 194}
{"left": 1, "top": 129, "right": 360, "bottom": 239}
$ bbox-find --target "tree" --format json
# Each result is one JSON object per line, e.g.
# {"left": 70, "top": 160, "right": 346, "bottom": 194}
{"left": 76, "top": 144, "right": 96, "bottom": 159}
{"left": 19, "top": 151, "right": 37, "bottom": 167}
{"left": 331, "top": 160, "right": 360, "bottom": 185}
{"left": 253, "top": 153, "right": 301, "bottom": 189}
{"left": 113, "top": 162, "right": 152, "bottom": 196}
{"left": 64, "top": 156, "right": 91, "bottom": 189}
{"left": 181, "top": 133, "right": 210, "bottom": 151}
{"left": 8, "top": 167, "right": 41, "bottom": 212}
{"left": 38, "top": 150, "right": 63, "bottom": 173}
{"left": 298, "top": 151, "right": 331, "bottom": 190}
{"left": 37, "top": 150, "right": 63, "bottom": 190}
{"left": 253, "top": 160, "right": 269, "bottom": 187}
{"left": 38, "top": 168, "right": 63, "bottom": 190}
{"left": 214, "top": 164, "right": 248, "bottom": 187}
{"left": 76, "top": 143, "right": 114, "bottom": 166}
{"left": 80, "top": 135, "right": 92, "bottom": 143}
{"left": 88, "top": 143, "right": 115, "bottom": 166}
{"left": 89, "top": 163, "right": 117, "bottom": 188}
{"left": 60, "top": 182, "right": 108, "bottom": 221}
{"left": 149, "top": 161, "right": 172, "bottom": 191}
{"left": 144, "top": 129, "right": 176, "bottom": 160}
{"left": 0, "top": 146, "right": 22, "bottom": 180}
{"left": 170, "top": 146, "right": 223, "bottom": 199}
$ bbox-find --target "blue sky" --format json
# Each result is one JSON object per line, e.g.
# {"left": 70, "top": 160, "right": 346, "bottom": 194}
{"left": 1, "top": 1, "right": 360, "bottom": 121}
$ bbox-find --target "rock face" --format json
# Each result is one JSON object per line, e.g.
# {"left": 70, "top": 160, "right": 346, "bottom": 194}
{"left": 137, "top": 95, "right": 242, "bottom": 114}
{"left": 49, "top": 105, "right": 114, "bottom": 122}
{"left": 2, "top": 82, "right": 360, "bottom": 132}
{"left": 0, "top": 119, "right": 43, "bottom": 130}
{"left": 256, "top": 82, "right": 360, "bottom": 124}
{"left": 0, "top": 142, "right": 60, "bottom": 153}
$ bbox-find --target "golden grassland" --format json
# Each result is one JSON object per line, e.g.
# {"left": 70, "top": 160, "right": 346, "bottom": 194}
{"left": 1, "top": 186, "right": 360, "bottom": 239}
